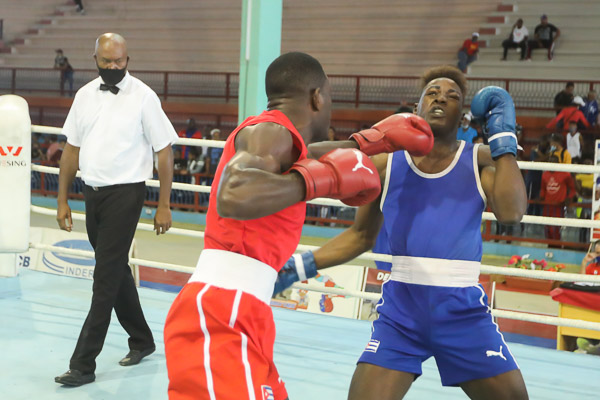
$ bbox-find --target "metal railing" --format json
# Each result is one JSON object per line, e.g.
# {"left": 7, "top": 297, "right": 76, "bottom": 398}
{"left": 2, "top": 67, "right": 599, "bottom": 111}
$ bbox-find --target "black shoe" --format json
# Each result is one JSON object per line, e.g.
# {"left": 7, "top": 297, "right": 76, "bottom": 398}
{"left": 119, "top": 345, "right": 156, "bottom": 366}
{"left": 55, "top": 369, "right": 95, "bottom": 386}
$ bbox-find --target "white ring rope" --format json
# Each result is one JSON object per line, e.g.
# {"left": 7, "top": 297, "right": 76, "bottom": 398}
{"left": 30, "top": 204, "right": 600, "bottom": 284}
{"left": 30, "top": 205, "right": 204, "bottom": 238}
{"left": 26, "top": 242, "right": 600, "bottom": 332}
{"left": 29, "top": 123, "right": 600, "bottom": 332}
{"left": 30, "top": 164, "right": 600, "bottom": 228}
{"left": 31, "top": 124, "right": 600, "bottom": 174}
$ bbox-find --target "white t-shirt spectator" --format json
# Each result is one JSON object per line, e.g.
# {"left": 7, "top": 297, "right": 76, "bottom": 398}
{"left": 512, "top": 26, "right": 529, "bottom": 43}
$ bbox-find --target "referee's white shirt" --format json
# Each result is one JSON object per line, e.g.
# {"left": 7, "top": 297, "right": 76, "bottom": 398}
{"left": 62, "top": 71, "right": 178, "bottom": 187}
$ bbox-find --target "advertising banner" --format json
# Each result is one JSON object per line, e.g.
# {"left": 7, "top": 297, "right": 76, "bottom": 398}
{"left": 271, "top": 264, "right": 365, "bottom": 319}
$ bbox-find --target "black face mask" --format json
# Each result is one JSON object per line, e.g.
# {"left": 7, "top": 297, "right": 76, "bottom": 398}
{"left": 97, "top": 64, "right": 127, "bottom": 86}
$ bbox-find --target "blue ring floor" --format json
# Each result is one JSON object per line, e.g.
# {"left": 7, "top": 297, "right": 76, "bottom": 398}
{"left": 1, "top": 268, "right": 599, "bottom": 400}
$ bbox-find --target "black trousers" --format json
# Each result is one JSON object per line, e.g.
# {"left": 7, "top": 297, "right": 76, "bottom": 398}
{"left": 73, "top": 0, "right": 83, "bottom": 9}
{"left": 502, "top": 39, "right": 527, "bottom": 59}
{"left": 70, "top": 182, "right": 154, "bottom": 373}
{"left": 526, "top": 39, "right": 552, "bottom": 58}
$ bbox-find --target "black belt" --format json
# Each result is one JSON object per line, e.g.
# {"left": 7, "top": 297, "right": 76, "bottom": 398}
{"left": 85, "top": 182, "right": 145, "bottom": 192}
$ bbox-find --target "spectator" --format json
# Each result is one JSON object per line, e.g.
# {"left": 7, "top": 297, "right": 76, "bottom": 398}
{"left": 73, "top": 0, "right": 85, "bottom": 14}
{"left": 49, "top": 138, "right": 66, "bottom": 165}
{"left": 526, "top": 14, "right": 560, "bottom": 61}
{"left": 501, "top": 18, "right": 529, "bottom": 61}
{"left": 456, "top": 112, "right": 478, "bottom": 142}
{"left": 185, "top": 148, "right": 205, "bottom": 185}
{"left": 553, "top": 82, "right": 575, "bottom": 113}
{"left": 395, "top": 102, "right": 413, "bottom": 114}
{"left": 473, "top": 135, "right": 485, "bottom": 144}
{"left": 31, "top": 141, "right": 45, "bottom": 161}
{"left": 575, "top": 157, "right": 593, "bottom": 242}
{"left": 547, "top": 97, "right": 590, "bottom": 133}
{"left": 582, "top": 90, "right": 599, "bottom": 127}
{"left": 173, "top": 148, "right": 186, "bottom": 173}
{"left": 54, "top": 49, "right": 74, "bottom": 97}
{"left": 565, "top": 121, "right": 584, "bottom": 162}
{"left": 540, "top": 155, "right": 576, "bottom": 241}
{"left": 549, "top": 133, "right": 572, "bottom": 164}
{"left": 46, "top": 135, "right": 60, "bottom": 160}
{"left": 457, "top": 32, "right": 480, "bottom": 73}
{"left": 205, "top": 128, "right": 223, "bottom": 175}
{"left": 525, "top": 134, "right": 550, "bottom": 216}
{"left": 177, "top": 118, "right": 202, "bottom": 159}
{"left": 327, "top": 126, "right": 337, "bottom": 141}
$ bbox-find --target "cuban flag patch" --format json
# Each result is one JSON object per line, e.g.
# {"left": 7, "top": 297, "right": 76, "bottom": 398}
{"left": 262, "top": 385, "right": 275, "bottom": 400}
{"left": 364, "top": 339, "right": 380, "bottom": 353}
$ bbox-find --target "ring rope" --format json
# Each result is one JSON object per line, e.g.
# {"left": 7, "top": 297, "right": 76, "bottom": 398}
{"left": 30, "top": 165, "right": 600, "bottom": 228}
{"left": 31, "top": 203, "right": 600, "bottom": 284}
{"left": 27, "top": 242, "right": 600, "bottom": 332}
{"left": 31, "top": 124, "right": 600, "bottom": 174}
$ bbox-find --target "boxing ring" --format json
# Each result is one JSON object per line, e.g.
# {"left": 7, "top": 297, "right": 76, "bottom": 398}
{"left": 1, "top": 123, "right": 600, "bottom": 399}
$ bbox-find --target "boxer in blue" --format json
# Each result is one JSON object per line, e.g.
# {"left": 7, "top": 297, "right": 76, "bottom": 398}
{"left": 275, "top": 66, "right": 529, "bottom": 399}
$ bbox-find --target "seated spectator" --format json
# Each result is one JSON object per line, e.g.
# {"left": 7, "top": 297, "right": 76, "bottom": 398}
{"left": 46, "top": 135, "right": 60, "bottom": 161}
{"left": 526, "top": 14, "right": 560, "bottom": 61}
{"left": 457, "top": 112, "right": 478, "bottom": 142}
{"left": 457, "top": 32, "right": 480, "bottom": 73}
{"left": 565, "top": 121, "right": 584, "bottom": 163}
{"left": 395, "top": 102, "right": 413, "bottom": 114}
{"left": 540, "top": 155, "right": 575, "bottom": 241}
{"left": 549, "top": 133, "right": 572, "bottom": 164}
{"left": 173, "top": 149, "right": 186, "bottom": 173}
{"left": 328, "top": 126, "right": 337, "bottom": 141}
{"left": 31, "top": 141, "right": 45, "bottom": 162}
{"left": 178, "top": 118, "right": 202, "bottom": 159}
{"left": 177, "top": 148, "right": 205, "bottom": 184}
{"left": 582, "top": 90, "right": 599, "bottom": 127}
{"left": 48, "top": 138, "right": 66, "bottom": 165}
{"left": 205, "top": 128, "right": 224, "bottom": 175}
{"left": 553, "top": 82, "right": 575, "bottom": 113}
{"left": 547, "top": 97, "right": 590, "bottom": 133}
{"left": 501, "top": 18, "right": 528, "bottom": 61}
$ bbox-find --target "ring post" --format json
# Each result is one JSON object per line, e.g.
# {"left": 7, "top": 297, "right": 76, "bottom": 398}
{"left": 0, "top": 95, "right": 31, "bottom": 277}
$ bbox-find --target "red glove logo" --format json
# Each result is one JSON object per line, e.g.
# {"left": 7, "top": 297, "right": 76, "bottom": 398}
{"left": 351, "top": 150, "right": 374, "bottom": 175}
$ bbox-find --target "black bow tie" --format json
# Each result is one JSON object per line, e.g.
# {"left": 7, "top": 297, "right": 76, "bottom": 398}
{"left": 100, "top": 83, "right": 119, "bottom": 94}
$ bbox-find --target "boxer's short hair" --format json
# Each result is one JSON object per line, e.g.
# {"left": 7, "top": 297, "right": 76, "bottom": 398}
{"left": 421, "top": 65, "right": 467, "bottom": 97}
{"left": 266, "top": 52, "right": 327, "bottom": 100}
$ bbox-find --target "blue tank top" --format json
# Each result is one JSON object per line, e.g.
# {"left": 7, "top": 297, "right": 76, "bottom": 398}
{"left": 380, "top": 141, "right": 485, "bottom": 262}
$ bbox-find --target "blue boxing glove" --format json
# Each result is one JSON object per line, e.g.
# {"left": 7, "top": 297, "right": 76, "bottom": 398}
{"left": 470, "top": 86, "right": 518, "bottom": 159}
{"left": 273, "top": 251, "right": 318, "bottom": 295}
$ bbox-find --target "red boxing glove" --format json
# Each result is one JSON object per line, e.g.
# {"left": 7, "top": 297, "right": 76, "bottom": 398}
{"left": 290, "top": 148, "right": 381, "bottom": 206}
{"left": 350, "top": 113, "right": 434, "bottom": 156}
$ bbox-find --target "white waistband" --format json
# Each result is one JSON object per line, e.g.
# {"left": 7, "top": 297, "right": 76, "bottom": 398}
{"left": 390, "top": 256, "right": 480, "bottom": 287}
{"left": 189, "top": 249, "right": 277, "bottom": 305}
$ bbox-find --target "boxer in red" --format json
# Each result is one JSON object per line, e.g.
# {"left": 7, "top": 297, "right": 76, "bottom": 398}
{"left": 164, "top": 52, "right": 434, "bottom": 400}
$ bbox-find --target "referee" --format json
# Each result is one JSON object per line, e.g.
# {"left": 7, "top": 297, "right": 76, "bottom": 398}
{"left": 55, "top": 33, "right": 178, "bottom": 386}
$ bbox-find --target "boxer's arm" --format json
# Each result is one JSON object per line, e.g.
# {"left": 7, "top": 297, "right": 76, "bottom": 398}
{"left": 217, "top": 123, "right": 306, "bottom": 220}
{"left": 307, "top": 140, "right": 358, "bottom": 159}
{"left": 479, "top": 146, "right": 527, "bottom": 225}
{"left": 313, "top": 154, "right": 387, "bottom": 269}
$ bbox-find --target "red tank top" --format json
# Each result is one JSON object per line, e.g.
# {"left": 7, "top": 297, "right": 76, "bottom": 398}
{"left": 203, "top": 110, "right": 308, "bottom": 271}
